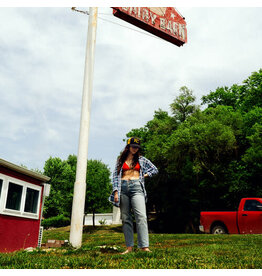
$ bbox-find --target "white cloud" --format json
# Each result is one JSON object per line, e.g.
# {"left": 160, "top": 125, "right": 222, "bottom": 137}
{"left": 0, "top": 7, "right": 261, "bottom": 173}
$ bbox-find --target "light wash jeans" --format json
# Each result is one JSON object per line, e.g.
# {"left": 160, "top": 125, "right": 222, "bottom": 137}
{"left": 120, "top": 179, "right": 149, "bottom": 248}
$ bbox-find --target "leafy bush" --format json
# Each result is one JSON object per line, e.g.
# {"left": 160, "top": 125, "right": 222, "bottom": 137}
{"left": 98, "top": 219, "right": 107, "bottom": 225}
{"left": 41, "top": 214, "right": 70, "bottom": 229}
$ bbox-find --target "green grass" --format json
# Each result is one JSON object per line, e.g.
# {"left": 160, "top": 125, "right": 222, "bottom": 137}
{"left": 0, "top": 225, "right": 261, "bottom": 268}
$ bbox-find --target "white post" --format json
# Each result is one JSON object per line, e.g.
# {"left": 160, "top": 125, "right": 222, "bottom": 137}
{"left": 69, "top": 7, "right": 98, "bottom": 248}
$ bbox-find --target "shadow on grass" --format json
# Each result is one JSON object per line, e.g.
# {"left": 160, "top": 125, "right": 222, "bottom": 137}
{"left": 83, "top": 225, "right": 122, "bottom": 234}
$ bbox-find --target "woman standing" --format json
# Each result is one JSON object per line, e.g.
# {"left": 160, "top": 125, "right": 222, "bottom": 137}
{"left": 109, "top": 137, "right": 158, "bottom": 254}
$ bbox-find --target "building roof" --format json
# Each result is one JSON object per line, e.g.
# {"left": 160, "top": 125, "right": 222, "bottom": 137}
{"left": 0, "top": 158, "right": 50, "bottom": 183}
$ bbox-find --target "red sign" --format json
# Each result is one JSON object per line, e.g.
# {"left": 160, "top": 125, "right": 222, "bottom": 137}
{"left": 112, "top": 7, "right": 187, "bottom": 46}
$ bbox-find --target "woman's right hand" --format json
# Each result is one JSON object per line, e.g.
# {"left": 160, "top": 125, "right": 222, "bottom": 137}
{"left": 114, "top": 191, "right": 119, "bottom": 203}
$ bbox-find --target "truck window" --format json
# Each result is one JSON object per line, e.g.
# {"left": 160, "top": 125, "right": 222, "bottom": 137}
{"left": 244, "top": 200, "right": 262, "bottom": 211}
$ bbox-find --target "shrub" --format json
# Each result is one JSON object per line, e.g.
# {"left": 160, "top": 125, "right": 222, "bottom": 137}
{"left": 98, "top": 219, "right": 107, "bottom": 225}
{"left": 41, "top": 214, "right": 70, "bottom": 229}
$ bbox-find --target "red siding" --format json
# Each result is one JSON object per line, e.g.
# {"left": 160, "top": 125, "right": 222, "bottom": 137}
{"left": 0, "top": 166, "right": 45, "bottom": 252}
{"left": 0, "top": 215, "right": 41, "bottom": 252}
{"left": 0, "top": 167, "right": 43, "bottom": 186}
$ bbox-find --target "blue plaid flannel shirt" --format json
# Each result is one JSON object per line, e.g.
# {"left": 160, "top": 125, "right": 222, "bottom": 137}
{"left": 108, "top": 156, "right": 158, "bottom": 207}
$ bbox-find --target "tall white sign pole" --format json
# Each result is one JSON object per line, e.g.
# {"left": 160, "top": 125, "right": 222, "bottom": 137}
{"left": 69, "top": 7, "right": 98, "bottom": 248}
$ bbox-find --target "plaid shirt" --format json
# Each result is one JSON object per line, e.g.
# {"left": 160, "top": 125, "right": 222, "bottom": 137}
{"left": 108, "top": 156, "right": 158, "bottom": 207}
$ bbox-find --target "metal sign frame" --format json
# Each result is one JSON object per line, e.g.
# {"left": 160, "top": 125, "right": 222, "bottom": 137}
{"left": 112, "top": 7, "right": 187, "bottom": 46}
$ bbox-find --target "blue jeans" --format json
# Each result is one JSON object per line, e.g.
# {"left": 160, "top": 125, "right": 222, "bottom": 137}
{"left": 120, "top": 179, "right": 149, "bottom": 248}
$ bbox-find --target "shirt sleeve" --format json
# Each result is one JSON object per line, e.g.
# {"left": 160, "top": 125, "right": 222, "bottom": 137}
{"left": 142, "top": 157, "right": 158, "bottom": 177}
{"left": 112, "top": 160, "right": 119, "bottom": 191}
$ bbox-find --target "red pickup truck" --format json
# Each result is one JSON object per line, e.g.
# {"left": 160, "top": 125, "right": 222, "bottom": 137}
{"left": 199, "top": 198, "right": 262, "bottom": 234}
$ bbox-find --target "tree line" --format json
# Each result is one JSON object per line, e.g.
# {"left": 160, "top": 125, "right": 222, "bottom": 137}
{"left": 126, "top": 69, "right": 262, "bottom": 233}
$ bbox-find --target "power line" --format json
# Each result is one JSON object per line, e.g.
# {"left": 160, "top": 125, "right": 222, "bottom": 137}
{"left": 99, "top": 15, "right": 163, "bottom": 41}
{"left": 71, "top": 7, "right": 164, "bottom": 42}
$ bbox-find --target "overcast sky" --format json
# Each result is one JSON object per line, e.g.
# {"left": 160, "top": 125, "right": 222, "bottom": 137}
{"left": 0, "top": 4, "right": 262, "bottom": 175}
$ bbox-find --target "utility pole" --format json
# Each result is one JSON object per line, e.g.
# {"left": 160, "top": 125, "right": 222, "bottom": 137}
{"left": 69, "top": 7, "right": 98, "bottom": 248}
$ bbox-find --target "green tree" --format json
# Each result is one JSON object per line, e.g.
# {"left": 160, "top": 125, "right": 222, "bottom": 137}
{"left": 166, "top": 106, "right": 244, "bottom": 209}
{"left": 201, "top": 69, "right": 262, "bottom": 112}
{"left": 43, "top": 156, "right": 75, "bottom": 218}
{"left": 201, "top": 85, "right": 241, "bottom": 109}
{"left": 170, "top": 86, "right": 199, "bottom": 123}
{"left": 241, "top": 123, "right": 262, "bottom": 195}
{"left": 43, "top": 155, "right": 112, "bottom": 227}
{"left": 239, "top": 69, "right": 262, "bottom": 112}
{"left": 85, "top": 160, "right": 112, "bottom": 227}
{"left": 223, "top": 122, "right": 262, "bottom": 207}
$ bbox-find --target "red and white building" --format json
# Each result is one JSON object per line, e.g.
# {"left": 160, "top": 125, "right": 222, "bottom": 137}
{"left": 0, "top": 158, "right": 50, "bottom": 252}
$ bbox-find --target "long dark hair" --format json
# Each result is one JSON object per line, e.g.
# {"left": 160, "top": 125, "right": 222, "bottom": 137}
{"left": 117, "top": 144, "right": 141, "bottom": 174}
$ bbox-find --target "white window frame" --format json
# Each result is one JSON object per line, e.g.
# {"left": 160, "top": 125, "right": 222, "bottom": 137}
{"left": 0, "top": 173, "right": 42, "bottom": 220}
{"left": 0, "top": 177, "right": 3, "bottom": 201}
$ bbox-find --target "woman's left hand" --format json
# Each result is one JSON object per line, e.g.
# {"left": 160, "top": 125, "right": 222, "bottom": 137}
{"left": 114, "top": 192, "right": 119, "bottom": 203}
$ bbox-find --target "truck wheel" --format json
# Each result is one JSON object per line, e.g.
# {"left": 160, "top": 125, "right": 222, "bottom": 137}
{"left": 211, "top": 225, "right": 227, "bottom": 234}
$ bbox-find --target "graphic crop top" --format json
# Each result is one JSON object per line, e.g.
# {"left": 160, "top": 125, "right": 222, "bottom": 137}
{"left": 122, "top": 162, "right": 140, "bottom": 171}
